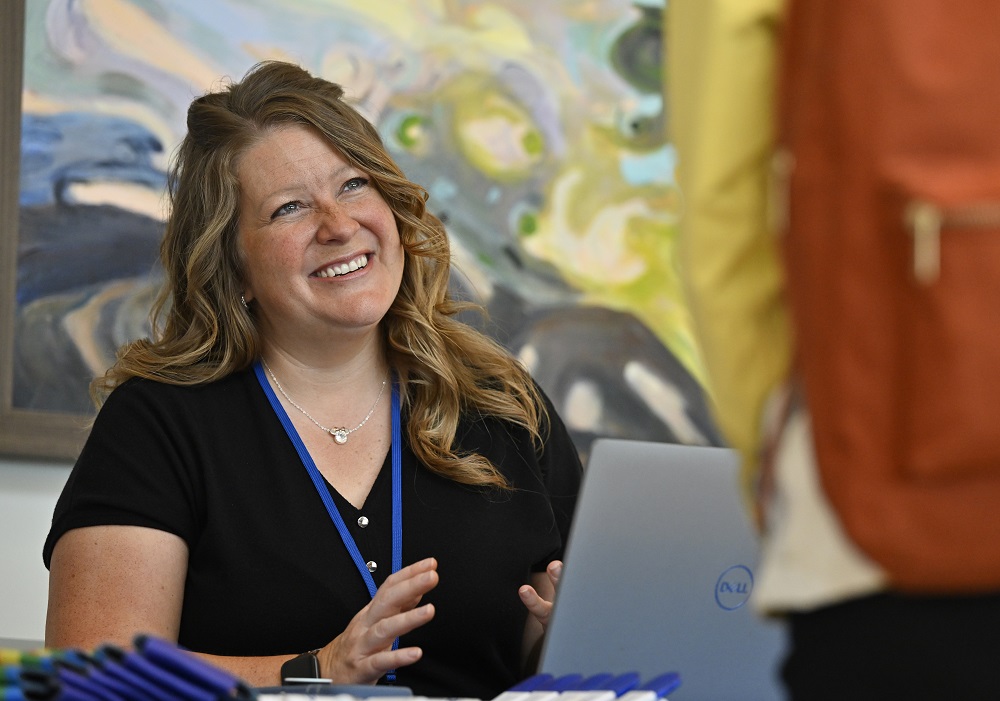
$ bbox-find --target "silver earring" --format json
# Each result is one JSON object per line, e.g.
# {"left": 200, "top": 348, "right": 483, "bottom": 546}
{"left": 241, "top": 294, "right": 249, "bottom": 310}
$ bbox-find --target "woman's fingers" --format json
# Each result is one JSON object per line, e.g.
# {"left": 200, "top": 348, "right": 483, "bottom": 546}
{"left": 348, "top": 643, "right": 424, "bottom": 681}
{"left": 330, "top": 608, "right": 433, "bottom": 683}
{"left": 386, "top": 556, "right": 438, "bottom": 582}
{"left": 519, "top": 560, "right": 563, "bottom": 628}
{"left": 546, "top": 560, "right": 563, "bottom": 588}
{"left": 366, "top": 602, "right": 436, "bottom": 649}
{"left": 518, "top": 584, "right": 553, "bottom": 622}
{"left": 318, "top": 558, "right": 439, "bottom": 684}
{"left": 374, "top": 558, "right": 439, "bottom": 612}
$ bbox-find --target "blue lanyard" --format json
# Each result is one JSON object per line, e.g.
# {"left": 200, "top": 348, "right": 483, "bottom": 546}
{"left": 253, "top": 360, "right": 403, "bottom": 680}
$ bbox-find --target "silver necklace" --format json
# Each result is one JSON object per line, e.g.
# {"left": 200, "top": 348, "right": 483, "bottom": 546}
{"left": 262, "top": 360, "right": 387, "bottom": 445}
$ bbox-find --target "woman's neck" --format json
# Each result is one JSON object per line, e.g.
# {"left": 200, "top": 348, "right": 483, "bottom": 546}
{"left": 259, "top": 334, "right": 389, "bottom": 403}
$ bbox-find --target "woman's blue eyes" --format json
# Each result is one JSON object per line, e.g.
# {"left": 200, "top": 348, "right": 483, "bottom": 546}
{"left": 344, "top": 176, "right": 369, "bottom": 191}
{"left": 270, "top": 177, "right": 370, "bottom": 219}
{"left": 273, "top": 202, "right": 301, "bottom": 218}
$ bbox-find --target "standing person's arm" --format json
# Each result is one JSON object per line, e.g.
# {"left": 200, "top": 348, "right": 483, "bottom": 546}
{"left": 669, "top": 0, "right": 791, "bottom": 508}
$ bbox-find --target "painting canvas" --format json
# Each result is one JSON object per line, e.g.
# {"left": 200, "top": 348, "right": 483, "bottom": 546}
{"left": 0, "top": 0, "right": 721, "bottom": 461}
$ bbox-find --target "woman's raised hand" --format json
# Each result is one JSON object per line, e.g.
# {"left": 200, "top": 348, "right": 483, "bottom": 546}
{"left": 316, "top": 557, "right": 439, "bottom": 684}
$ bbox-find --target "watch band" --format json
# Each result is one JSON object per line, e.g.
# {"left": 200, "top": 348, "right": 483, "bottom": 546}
{"left": 280, "top": 649, "right": 323, "bottom": 683}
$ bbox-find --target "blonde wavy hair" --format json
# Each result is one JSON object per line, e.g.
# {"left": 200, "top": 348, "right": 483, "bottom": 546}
{"left": 94, "top": 60, "right": 547, "bottom": 488}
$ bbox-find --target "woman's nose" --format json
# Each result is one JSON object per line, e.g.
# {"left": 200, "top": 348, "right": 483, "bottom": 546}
{"left": 316, "top": 204, "right": 360, "bottom": 242}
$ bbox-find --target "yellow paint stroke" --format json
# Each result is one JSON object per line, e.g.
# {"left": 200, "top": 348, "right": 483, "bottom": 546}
{"left": 82, "top": 0, "right": 221, "bottom": 93}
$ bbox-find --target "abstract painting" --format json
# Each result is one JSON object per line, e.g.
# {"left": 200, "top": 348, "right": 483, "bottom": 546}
{"left": 0, "top": 0, "right": 721, "bottom": 460}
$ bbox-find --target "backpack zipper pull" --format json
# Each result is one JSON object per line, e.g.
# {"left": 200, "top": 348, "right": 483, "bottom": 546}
{"left": 905, "top": 200, "right": 942, "bottom": 284}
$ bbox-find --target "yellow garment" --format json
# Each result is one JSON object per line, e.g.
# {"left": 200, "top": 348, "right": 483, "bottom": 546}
{"left": 667, "top": 0, "right": 886, "bottom": 611}
{"left": 666, "top": 0, "right": 790, "bottom": 508}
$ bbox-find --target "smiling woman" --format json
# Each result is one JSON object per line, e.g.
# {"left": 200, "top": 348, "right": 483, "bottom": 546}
{"left": 236, "top": 125, "right": 404, "bottom": 343}
{"left": 41, "top": 61, "right": 583, "bottom": 700}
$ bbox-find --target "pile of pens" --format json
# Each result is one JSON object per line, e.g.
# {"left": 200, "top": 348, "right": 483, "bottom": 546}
{"left": 493, "top": 671, "right": 681, "bottom": 701}
{"left": 1, "top": 635, "right": 252, "bottom": 701}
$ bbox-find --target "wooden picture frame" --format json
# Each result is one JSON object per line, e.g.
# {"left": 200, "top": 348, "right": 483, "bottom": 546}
{"left": 1, "top": 0, "right": 91, "bottom": 460}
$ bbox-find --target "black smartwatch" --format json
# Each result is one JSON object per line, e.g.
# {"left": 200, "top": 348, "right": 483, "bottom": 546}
{"left": 280, "top": 649, "right": 327, "bottom": 684}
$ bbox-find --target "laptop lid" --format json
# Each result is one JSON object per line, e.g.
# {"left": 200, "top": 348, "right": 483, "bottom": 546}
{"left": 538, "top": 439, "right": 786, "bottom": 700}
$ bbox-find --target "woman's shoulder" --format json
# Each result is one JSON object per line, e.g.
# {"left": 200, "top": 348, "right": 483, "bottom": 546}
{"left": 456, "top": 385, "right": 579, "bottom": 459}
{"left": 110, "top": 367, "right": 253, "bottom": 396}
{"left": 101, "top": 367, "right": 257, "bottom": 415}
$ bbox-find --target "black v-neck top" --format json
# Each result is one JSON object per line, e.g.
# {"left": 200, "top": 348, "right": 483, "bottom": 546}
{"left": 44, "top": 368, "right": 582, "bottom": 699}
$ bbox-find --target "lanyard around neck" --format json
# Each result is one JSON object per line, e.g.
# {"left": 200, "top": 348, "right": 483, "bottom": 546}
{"left": 253, "top": 360, "right": 403, "bottom": 679}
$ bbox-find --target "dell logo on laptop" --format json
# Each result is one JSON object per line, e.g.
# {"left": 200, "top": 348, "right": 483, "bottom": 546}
{"left": 714, "top": 564, "right": 754, "bottom": 610}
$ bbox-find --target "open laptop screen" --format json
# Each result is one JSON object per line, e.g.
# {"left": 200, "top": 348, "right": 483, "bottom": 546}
{"left": 538, "top": 439, "right": 786, "bottom": 701}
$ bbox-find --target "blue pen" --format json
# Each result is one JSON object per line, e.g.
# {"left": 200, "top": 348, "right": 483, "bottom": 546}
{"left": 544, "top": 674, "right": 586, "bottom": 692}
{"left": 492, "top": 673, "right": 556, "bottom": 701}
{"left": 599, "top": 672, "right": 642, "bottom": 695}
{"left": 58, "top": 685, "right": 110, "bottom": 701}
{"left": 552, "top": 672, "right": 634, "bottom": 701}
{"left": 145, "top": 669, "right": 220, "bottom": 701}
{"left": 13, "top": 658, "right": 55, "bottom": 676}
{"left": 534, "top": 673, "right": 588, "bottom": 701}
{"left": 576, "top": 674, "right": 615, "bottom": 691}
{"left": 58, "top": 651, "right": 101, "bottom": 678}
{"left": 2, "top": 686, "right": 28, "bottom": 701}
{"left": 1, "top": 669, "right": 54, "bottom": 696}
{"left": 616, "top": 672, "right": 682, "bottom": 701}
{"left": 493, "top": 673, "right": 553, "bottom": 701}
{"left": 88, "top": 669, "right": 147, "bottom": 701}
{"left": 0, "top": 660, "right": 53, "bottom": 684}
{"left": 493, "top": 672, "right": 585, "bottom": 701}
{"left": 55, "top": 667, "right": 120, "bottom": 701}
{"left": 87, "top": 649, "right": 146, "bottom": 701}
{"left": 122, "top": 654, "right": 219, "bottom": 701}
{"left": 134, "top": 636, "right": 250, "bottom": 698}
{"left": 95, "top": 646, "right": 182, "bottom": 701}
{"left": 509, "top": 674, "right": 555, "bottom": 692}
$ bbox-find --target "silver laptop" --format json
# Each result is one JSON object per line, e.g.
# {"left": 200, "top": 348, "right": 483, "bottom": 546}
{"left": 538, "top": 439, "right": 787, "bottom": 700}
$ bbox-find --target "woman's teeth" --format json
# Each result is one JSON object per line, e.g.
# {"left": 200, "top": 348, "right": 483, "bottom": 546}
{"left": 316, "top": 254, "right": 368, "bottom": 278}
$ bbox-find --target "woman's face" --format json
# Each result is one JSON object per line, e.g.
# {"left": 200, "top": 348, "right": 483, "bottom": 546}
{"left": 237, "top": 124, "right": 404, "bottom": 350}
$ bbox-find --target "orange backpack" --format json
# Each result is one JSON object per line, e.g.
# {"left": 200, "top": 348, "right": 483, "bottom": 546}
{"left": 776, "top": 0, "right": 1000, "bottom": 591}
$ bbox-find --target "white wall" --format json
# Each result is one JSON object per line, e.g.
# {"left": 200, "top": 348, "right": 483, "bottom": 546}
{"left": 0, "top": 456, "right": 72, "bottom": 644}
